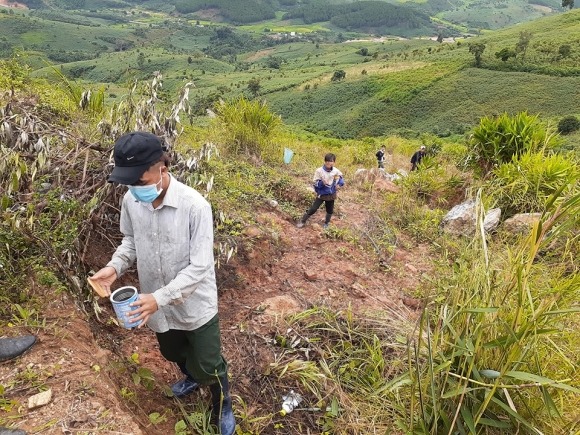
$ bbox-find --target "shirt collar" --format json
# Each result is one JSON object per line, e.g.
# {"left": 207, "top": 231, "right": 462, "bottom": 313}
{"left": 139, "top": 174, "right": 180, "bottom": 210}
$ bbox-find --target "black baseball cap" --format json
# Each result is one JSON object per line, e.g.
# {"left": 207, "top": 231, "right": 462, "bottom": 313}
{"left": 108, "top": 132, "right": 164, "bottom": 185}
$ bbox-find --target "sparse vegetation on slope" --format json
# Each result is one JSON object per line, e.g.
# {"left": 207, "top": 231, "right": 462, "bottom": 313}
{"left": 1, "top": 57, "right": 578, "bottom": 434}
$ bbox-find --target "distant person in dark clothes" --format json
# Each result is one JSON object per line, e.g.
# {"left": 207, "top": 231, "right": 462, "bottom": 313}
{"left": 296, "top": 153, "right": 345, "bottom": 229}
{"left": 375, "top": 146, "right": 385, "bottom": 169}
{"left": 410, "top": 145, "right": 426, "bottom": 171}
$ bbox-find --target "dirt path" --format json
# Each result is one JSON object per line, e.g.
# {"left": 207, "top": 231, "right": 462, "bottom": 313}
{"left": 0, "top": 178, "right": 430, "bottom": 434}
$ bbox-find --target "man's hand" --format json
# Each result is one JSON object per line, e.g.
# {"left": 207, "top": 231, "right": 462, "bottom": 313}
{"left": 128, "top": 293, "right": 158, "bottom": 328}
{"left": 89, "top": 267, "right": 118, "bottom": 297}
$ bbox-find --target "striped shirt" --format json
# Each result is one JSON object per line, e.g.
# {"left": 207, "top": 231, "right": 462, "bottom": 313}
{"left": 107, "top": 175, "right": 218, "bottom": 333}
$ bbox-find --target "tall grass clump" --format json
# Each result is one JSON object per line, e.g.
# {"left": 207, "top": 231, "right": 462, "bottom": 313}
{"left": 399, "top": 160, "right": 467, "bottom": 208}
{"left": 486, "top": 151, "right": 579, "bottom": 216}
{"left": 467, "top": 112, "right": 561, "bottom": 176}
{"left": 213, "top": 96, "right": 281, "bottom": 162}
{"left": 402, "top": 189, "right": 580, "bottom": 434}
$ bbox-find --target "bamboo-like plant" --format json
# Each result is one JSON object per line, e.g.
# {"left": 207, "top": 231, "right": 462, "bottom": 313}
{"left": 213, "top": 96, "right": 281, "bottom": 161}
{"left": 405, "top": 188, "right": 580, "bottom": 434}
{"left": 488, "top": 150, "right": 578, "bottom": 216}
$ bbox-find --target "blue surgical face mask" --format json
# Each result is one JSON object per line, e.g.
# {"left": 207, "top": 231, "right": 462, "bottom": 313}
{"left": 129, "top": 169, "right": 163, "bottom": 203}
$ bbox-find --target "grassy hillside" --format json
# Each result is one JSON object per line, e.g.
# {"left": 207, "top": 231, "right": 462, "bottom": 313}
{"left": 265, "top": 64, "right": 580, "bottom": 138}
{"left": 1, "top": 56, "right": 578, "bottom": 435}
{"left": 1, "top": 5, "right": 579, "bottom": 142}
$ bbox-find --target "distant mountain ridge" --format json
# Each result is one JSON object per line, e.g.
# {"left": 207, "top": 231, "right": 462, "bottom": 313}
{"left": 7, "top": 0, "right": 573, "bottom": 32}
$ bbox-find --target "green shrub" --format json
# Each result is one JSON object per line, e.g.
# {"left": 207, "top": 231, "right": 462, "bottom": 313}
{"left": 400, "top": 161, "right": 466, "bottom": 208}
{"left": 213, "top": 97, "right": 282, "bottom": 161}
{"left": 486, "top": 151, "right": 578, "bottom": 216}
{"left": 404, "top": 192, "right": 580, "bottom": 434}
{"left": 557, "top": 115, "right": 580, "bottom": 135}
{"left": 467, "top": 112, "right": 562, "bottom": 175}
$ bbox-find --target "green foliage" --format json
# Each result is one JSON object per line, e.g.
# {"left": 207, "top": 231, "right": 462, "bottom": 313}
{"left": 246, "top": 77, "right": 261, "bottom": 97}
{"left": 213, "top": 97, "right": 281, "bottom": 161}
{"left": 0, "top": 54, "right": 31, "bottom": 96}
{"left": 283, "top": 1, "right": 432, "bottom": 35}
{"left": 562, "top": 0, "right": 574, "bottom": 10}
{"left": 468, "top": 42, "right": 486, "bottom": 67}
{"left": 487, "top": 151, "right": 578, "bottom": 215}
{"left": 495, "top": 47, "right": 517, "bottom": 62}
{"left": 404, "top": 191, "right": 580, "bottom": 434}
{"left": 467, "top": 112, "right": 561, "bottom": 175}
{"left": 557, "top": 115, "right": 580, "bottom": 135}
{"left": 266, "top": 306, "right": 409, "bottom": 433}
{"left": 380, "top": 194, "right": 446, "bottom": 243}
{"left": 331, "top": 70, "right": 346, "bottom": 81}
{"left": 400, "top": 161, "right": 466, "bottom": 208}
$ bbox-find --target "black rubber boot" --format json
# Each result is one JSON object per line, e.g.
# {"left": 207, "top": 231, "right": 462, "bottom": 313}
{"left": 0, "top": 335, "right": 36, "bottom": 361}
{"left": 170, "top": 363, "right": 200, "bottom": 398}
{"left": 210, "top": 376, "right": 235, "bottom": 435}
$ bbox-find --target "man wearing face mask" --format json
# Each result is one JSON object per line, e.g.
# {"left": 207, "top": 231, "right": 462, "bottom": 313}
{"left": 90, "top": 132, "right": 235, "bottom": 435}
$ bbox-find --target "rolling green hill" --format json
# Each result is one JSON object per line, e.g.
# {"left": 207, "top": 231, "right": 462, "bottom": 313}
{"left": 1, "top": 3, "right": 579, "bottom": 142}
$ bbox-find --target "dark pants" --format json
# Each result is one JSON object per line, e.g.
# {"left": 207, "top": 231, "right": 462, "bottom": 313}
{"left": 156, "top": 314, "right": 227, "bottom": 385}
{"left": 302, "top": 197, "right": 334, "bottom": 224}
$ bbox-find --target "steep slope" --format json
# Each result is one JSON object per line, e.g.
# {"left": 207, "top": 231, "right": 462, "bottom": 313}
{"left": 0, "top": 170, "right": 429, "bottom": 434}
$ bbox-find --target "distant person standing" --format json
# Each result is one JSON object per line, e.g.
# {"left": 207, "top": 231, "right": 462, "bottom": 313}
{"left": 296, "top": 153, "right": 345, "bottom": 229}
{"left": 375, "top": 146, "right": 386, "bottom": 169}
{"left": 410, "top": 145, "right": 426, "bottom": 171}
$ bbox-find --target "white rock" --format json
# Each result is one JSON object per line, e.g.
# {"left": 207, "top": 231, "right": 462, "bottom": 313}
{"left": 28, "top": 388, "right": 52, "bottom": 409}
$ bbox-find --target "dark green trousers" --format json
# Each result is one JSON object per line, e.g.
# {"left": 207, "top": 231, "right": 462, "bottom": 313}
{"left": 156, "top": 314, "right": 227, "bottom": 385}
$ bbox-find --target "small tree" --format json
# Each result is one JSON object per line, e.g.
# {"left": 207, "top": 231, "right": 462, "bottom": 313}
{"left": 468, "top": 42, "right": 486, "bottom": 67}
{"left": 562, "top": 0, "right": 574, "bottom": 9}
{"left": 515, "top": 31, "right": 532, "bottom": 62}
{"left": 558, "top": 44, "right": 571, "bottom": 59}
{"left": 266, "top": 56, "right": 282, "bottom": 69}
{"left": 495, "top": 48, "right": 517, "bottom": 62}
{"left": 331, "top": 70, "right": 346, "bottom": 81}
{"left": 357, "top": 47, "right": 368, "bottom": 56}
{"left": 247, "top": 77, "right": 261, "bottom": 97}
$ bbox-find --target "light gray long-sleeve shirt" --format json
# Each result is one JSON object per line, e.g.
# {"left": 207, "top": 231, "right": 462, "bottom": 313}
{"left": 107, "top": 175, "right": 218, "bottom": 333}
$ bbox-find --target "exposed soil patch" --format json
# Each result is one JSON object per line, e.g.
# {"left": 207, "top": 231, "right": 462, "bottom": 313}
{"left": 244, "top": 48, "right": 277, "bottom": 63}
{"left": 1, "top": 176, "right": 430, "bottom": 434}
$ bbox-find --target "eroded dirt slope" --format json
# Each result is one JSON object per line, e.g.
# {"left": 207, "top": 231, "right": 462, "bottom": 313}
{"left": 0, "top": 179, "right": 430, "bottom": 434}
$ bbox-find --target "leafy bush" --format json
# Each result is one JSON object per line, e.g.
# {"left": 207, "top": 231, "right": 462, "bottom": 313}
{"left": 557, "top": 115, "right": 580, "bottom": 135}
{"left": 400, "top": 161, "right": 466, "bottom": 208}
{"left": 467, "top": 112, "right": 561, "bottom": 175}
{"left": 486, "top": 151, "right": 578, "bottom": 215}
{"left": 213, "top": 97, "right": 282, "bottom": 161}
